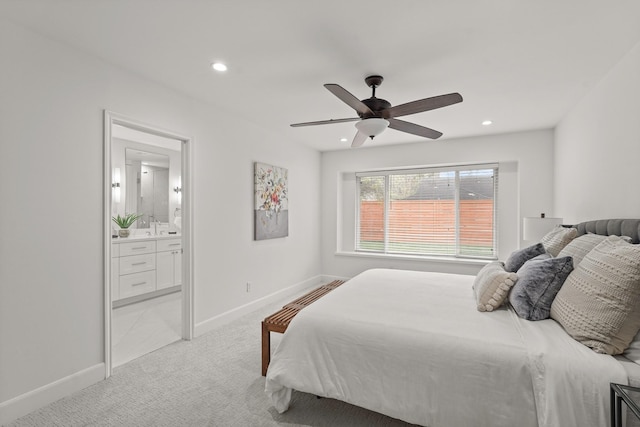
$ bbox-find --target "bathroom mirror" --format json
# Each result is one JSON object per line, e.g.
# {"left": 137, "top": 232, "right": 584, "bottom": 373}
{"left": 125, "top": 148, "right": 170, "bottom": 228}
{"left": 111, "top": 125, "right": 182, "bottom": 233}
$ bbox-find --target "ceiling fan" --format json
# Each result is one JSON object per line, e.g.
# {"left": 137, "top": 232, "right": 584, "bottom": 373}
{"left": 291, "top": 75, "right": 463, "bottom": 147}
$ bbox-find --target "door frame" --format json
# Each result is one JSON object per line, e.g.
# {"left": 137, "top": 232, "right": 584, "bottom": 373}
{"left": 103, "top": 110, "right": 194, "bottom": 378}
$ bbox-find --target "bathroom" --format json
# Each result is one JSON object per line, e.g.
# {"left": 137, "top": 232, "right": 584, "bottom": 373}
{"left": 110, "top": 125, "right": 183, "bottom": 367}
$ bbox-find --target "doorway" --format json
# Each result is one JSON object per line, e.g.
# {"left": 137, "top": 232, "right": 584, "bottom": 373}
{"left": 104, "top": 111, "right": 193, "bottom": 377}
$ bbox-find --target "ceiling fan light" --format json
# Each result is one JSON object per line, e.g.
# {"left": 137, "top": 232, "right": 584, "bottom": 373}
{"left": 211, "top": 62, "right": 227, "bottom": 72}
{"left": 355, "top": 118, "right": 389, "bottom": 138}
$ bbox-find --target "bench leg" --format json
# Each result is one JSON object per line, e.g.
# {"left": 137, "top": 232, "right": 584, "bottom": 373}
{"left": 262, "top": 321, "right": 270, "bottom": 376}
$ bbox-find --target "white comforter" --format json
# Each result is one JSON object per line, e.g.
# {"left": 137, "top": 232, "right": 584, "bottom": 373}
{"left": 265, "top": 268, "right": 628, "bottom": 427}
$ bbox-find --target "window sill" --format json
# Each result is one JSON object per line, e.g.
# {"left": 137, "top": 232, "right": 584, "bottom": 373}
{"left": 335, "top": 251, "right": 494, "bottom": 266}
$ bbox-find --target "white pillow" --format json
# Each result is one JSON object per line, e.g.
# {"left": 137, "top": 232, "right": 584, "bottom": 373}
{"left": 473, "top": 261, "right": 518, "bottom": 312}
{"left": 540, "top": 226, "right": 578, "bottom": 257}
{"left": 557, "top": 233, "right": 608, "bottom": 267}
{"left": 624, "top": 330, "right": 640, "bottom": 364}
{"left": 550, "top": 235, "right": 640, "bottom": 355}
{"left": 557, "top": 233, "right": 633, "bottom": 267}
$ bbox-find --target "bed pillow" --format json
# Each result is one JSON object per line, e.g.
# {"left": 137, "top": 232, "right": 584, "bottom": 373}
{"left": 509, "top": 256, "right": 573, "bottom": 321}
{"left": 550, "top": 235, "right": 640, "bottom": 355}
{"left": 624, "top": 330, "right": 640, "bottom": 364}
{"left": 540, "top": 226, "right": 578, "bottom": 257}
{"left": 504, "top": 243, "right": 546, "bottom": 272}
{"left": 473, "top": 261, "right": 518, "bottom": 312}
{"left": 557, "top": 233, "right": 608, "bottom": 267}
{"left": 557, "top": 233, "right": 633, "bottom": 267}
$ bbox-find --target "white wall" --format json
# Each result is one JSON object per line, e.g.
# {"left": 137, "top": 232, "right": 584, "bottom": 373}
{"left": 0, "top": 19, "right": 321, "bottom": 420}
{"left": 321, "top": 129, "right": 555, "bottom": 279}
{"left": 555, "top": 40, "right": 640, "bottom": 223}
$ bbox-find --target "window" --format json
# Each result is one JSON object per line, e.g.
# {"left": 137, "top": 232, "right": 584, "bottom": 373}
{"left": 356, "top": 164, "right": 498, "bottom": 259}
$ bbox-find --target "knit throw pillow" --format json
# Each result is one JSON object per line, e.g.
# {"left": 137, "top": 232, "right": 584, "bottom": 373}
{"left": 473, "top": 261, "right": 518, "bottom": 312}
{"left": 540, "top": 226, "right": 578, "bottom": 257}
{"left": 550, "top": 236, "right": 640, "bottom": 354}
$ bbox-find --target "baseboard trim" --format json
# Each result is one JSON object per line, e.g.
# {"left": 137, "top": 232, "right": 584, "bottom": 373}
{"left": 194, "top": 274, "right": 345, "bottom": 337}
{"left": 0, "top": 363, "right": 105, "bottom": 425}
{"left": 1, "top": 274, "right": 350, "bottom": 424}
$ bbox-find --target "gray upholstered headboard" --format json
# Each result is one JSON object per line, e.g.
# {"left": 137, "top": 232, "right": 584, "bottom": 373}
{"left": 571, "top": 219, "right": 640, "bottom": 244}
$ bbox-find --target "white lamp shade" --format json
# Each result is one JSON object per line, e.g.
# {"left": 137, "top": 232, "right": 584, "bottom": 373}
{"left": 523, "top": 216, "right": 563, "bottom": 242}
{"left": 355, "top": 118, "right": 389, "bottom": 138}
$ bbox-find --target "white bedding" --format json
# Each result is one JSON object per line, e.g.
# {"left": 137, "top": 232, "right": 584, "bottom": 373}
{"left": 265, "top": 268, "right": 628, "bottom": 427}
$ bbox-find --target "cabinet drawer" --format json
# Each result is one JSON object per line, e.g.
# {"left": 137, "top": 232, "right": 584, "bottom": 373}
{"left": 119, "top": 240, "right": 156, "bottom": 257}
{"left": 119, "top": 270, "right": 156, "bottom": 299}
{"left": 157, "top": 238, "right": 182, "bottom": 252}
{"left": 119, "top": 253, "right": 156, "bottom": 275}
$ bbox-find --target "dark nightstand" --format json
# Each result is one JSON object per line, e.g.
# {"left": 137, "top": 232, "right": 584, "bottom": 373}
{"left": 611, "top": 383, "right": 640, "bottom": 427}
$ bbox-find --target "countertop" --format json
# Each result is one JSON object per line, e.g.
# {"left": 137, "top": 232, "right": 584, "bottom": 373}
{"left": 112, "top": 233, "right": 181, "bottom": 243}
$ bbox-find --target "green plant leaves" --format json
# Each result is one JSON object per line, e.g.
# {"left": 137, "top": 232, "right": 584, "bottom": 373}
{"left": 112, "top": 213, "right": 143, "bottom": 229}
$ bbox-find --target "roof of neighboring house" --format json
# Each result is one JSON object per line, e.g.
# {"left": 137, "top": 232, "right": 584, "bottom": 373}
{"left": 403, "top": 175, "right": 494, "bottom": 201}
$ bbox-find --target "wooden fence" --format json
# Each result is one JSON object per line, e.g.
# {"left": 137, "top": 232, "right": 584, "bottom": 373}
{"left": 359, "top": 200, "right": 493, "bottom": 247}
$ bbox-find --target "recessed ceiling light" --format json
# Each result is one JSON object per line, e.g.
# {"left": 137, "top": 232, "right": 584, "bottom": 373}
{"left": 340, "top": 137, "right": 348, "bottom": 142}
{"left": 211, "top": 62, "right": 228, "bottom": 72}
{"left": 482, "top": 120, "right": 493, "bottom": 126}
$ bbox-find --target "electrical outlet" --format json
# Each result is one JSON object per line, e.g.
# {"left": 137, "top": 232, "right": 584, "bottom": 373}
{"left": 246, "top": 282, "right": 251, "bottom": 292}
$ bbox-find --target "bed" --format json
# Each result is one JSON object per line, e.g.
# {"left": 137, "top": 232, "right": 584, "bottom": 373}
{"left": 265, "top": 219, "right": 640, "bottom": 426}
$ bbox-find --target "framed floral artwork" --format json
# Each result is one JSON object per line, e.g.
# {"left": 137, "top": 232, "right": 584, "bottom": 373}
{"left": 254, "top": 162, "right": 288, "bottom": 240}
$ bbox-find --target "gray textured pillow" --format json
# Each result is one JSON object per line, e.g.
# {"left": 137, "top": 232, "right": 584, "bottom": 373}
{"left": 550, "top": 236, "right": 640, "bottom": 355}
{"left": 509, "top": 256, "right": 573, "bottom": 321}
{"left": 540, "top": 226, "right": 578, "bottom": 257}
{"left": 473, "top": 261, "right": 518, "bottom": 312}
{"left": 504, "top": 243, "right": 546, "bottom": 272}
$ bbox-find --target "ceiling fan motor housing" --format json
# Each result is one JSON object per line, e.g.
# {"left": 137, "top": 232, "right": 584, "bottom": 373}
{"left": 360, "top": 97, "right": 391, "bottom": 118}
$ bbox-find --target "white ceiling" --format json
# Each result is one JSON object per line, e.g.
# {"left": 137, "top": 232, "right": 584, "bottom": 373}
{"left": 3, "top": 0, "right": 640, "bottom": 151}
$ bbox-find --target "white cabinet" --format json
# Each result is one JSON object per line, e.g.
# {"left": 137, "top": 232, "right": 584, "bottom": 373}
{"left": 119, "top": 240, "right": 156, "bottom": 257}
{"left": 156, "top": 238, "right": 182, "bottom": 290}
{"left": 112, "top": 237, "right": 181, "bottom": 302}
{"left": 119, "top": 270, "right": 156, "bottom": 299}
{"left": 119, "top": 253, "right": 156, "bottom": 275}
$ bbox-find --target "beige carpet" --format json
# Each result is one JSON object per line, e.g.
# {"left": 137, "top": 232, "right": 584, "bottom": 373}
{"left": 8, "top": 287, "right": 415, "bottom": 427}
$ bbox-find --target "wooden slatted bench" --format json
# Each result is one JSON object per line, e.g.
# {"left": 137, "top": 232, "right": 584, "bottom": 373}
{"left": 261, "top": 279, "right": 346, "bottom": 376}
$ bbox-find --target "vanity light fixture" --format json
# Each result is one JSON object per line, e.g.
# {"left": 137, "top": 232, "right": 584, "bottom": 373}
{"left": 174, "top": 177, "right": 182, "bottom": 204}
{"left": 112, "top": 168, "right": 121, "bottom": 203}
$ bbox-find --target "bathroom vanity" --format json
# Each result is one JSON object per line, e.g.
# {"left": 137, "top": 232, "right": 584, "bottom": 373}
{"left": 111, "top": 234, "right": 182, "bottom": 307}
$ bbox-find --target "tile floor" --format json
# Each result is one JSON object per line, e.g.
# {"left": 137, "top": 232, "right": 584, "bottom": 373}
{"left": 112, "top": 291, "right": 182, "bottom": 367}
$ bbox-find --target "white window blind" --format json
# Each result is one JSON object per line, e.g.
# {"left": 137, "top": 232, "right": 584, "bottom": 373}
{"left": 356, "top": 164, "right": 498, "bottom": 259}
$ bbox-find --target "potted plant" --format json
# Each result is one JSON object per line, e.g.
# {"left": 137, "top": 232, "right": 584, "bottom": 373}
{"left": 112, "top": 213, "right": 143, "bottom": 238}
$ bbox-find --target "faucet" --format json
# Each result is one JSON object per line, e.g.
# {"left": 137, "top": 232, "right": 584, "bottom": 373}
{"left": 154, "top": 220, "right": 158, "bottom": 235}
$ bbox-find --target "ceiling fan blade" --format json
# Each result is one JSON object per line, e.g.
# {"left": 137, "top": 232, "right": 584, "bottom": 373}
{"left": 384, "top": 93, "right": 463, "bottom": 119}
{"left": 351, "top": 130, "right": 368, "bottom": 148}
{"left": 387, "top": 118, "right": 443, "bottom": 139}
{"left": 290, "top": 117, "right": 360, "bottom": 127}
{"left": 324, "top": 84, "right": 374, "bottom": 116}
